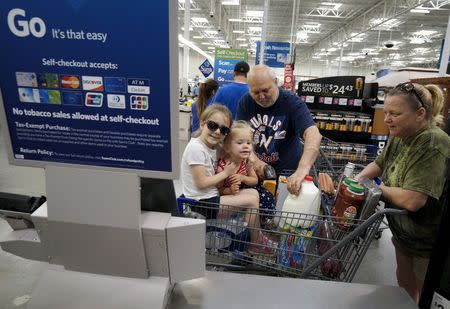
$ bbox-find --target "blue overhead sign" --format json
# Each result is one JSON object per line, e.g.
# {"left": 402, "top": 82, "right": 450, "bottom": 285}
{"left": 199, "top": 59, "right": 213, "bottom": 78}
{"left": 0, "top": 1, "right": 178, "bottom": 177}
{"left": 255, "top": 41, "right": 291, "bottom": 68}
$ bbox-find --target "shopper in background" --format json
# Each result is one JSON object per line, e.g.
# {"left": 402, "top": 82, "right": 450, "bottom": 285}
{"left": 192, "top": 82, "right": 199, "bottom": 97}
{"left": 212, "top": 61, "right": 250, "bottom": 119}
{"left": 181, "top": 104, "right": 274, "bottom": 253}
{"left": 191, "top": 78, "right": 219, "bottom": 132}
{"left": 355, "top": 82, "right": 450, "bottom": 304}
{"left": 236, "top": 64, "right": 322, "bottom": 195}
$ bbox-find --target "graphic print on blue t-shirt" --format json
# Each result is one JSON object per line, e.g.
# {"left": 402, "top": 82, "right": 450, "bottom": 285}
{"left": 248, "top": 113, "right": 286, "bottom": 164}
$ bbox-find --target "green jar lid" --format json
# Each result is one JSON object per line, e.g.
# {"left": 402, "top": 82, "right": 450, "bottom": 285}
{"left": 343, "top": 178, "right": 359, "bottom": 186}
{"left": 348, "top": 183, "right": 365, "bottom": 194}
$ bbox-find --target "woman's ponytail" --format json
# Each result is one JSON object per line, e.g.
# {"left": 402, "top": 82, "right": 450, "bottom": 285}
{"left": 425, "top": 84, "right": 444, "bottom": 126}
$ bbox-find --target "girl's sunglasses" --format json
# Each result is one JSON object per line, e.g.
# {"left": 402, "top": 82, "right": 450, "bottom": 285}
{"left": 206, "top": 120, "right": 230, "bottom": 136}
{"left": 395, "top": 82, "right": 425, "bottom": 108}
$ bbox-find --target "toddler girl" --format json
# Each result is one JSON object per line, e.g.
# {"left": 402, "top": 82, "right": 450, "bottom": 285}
{"left": 216, "top": 120, "right": 276, "bottom": 254}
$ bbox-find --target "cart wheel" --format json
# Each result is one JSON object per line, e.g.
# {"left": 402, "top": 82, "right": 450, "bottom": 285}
{"left": 374, "top": 231, "right": 382, "bottom": 240}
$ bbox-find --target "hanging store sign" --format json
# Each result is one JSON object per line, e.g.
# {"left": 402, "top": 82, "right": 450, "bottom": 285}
{"left": 282, "top": 64, "right": 295, "bottom": 92}
{"left": 213, "top": 48, "right": 248, "bottom": 85}
{"left": 298, "top": 76, "right": 365, "bottom": 99}
{"left": 199, "top": 59, "right": 213, "bottom": 78}
{"left": 255, "top": 41, "right": 291, "bottom": 68}
{"left": 0, "top": 1, "right": 179, "bottom": 178}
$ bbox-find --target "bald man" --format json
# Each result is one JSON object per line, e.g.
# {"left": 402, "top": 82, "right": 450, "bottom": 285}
{"left": 236, "top": 65, "right": 322, "bottom": 195}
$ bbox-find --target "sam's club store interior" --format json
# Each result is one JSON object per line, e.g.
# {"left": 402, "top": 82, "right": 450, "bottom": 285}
{"left": 0, "top": 1, "right": 449, "bottom": 308}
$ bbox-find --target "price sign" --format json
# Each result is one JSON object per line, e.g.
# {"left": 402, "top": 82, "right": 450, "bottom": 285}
{"left": 298, "top": 76, "right": 365, "bottom": 99}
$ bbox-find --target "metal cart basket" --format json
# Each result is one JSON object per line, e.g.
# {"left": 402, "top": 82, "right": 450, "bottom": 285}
{"left": 177, "top": 195, "right": 404, "bottom": 282}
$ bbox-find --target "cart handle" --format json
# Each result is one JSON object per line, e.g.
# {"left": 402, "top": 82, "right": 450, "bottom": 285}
{"left": 301, "top": 208, "right": 407, "bottom": 278}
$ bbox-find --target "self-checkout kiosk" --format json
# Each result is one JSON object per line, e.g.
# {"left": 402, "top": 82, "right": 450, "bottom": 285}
{"left": 0, "top": 1, "right": 204, "bottom": 308}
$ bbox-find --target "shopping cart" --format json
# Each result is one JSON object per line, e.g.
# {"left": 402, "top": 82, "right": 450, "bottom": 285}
{"left": 177, "top": 196, "right": 405, "bottom": 282}
{"left": 176, "top": 137, "right": 402, "bottom": 282}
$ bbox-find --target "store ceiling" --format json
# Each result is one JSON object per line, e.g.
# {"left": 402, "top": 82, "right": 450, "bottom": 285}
{"left": 178, "top": 0, "right": 450, "bottom": 72}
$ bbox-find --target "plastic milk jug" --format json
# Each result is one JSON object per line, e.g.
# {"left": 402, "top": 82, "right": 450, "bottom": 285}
{"left": 279, "top": 175, "right": 321, "bottom": 228}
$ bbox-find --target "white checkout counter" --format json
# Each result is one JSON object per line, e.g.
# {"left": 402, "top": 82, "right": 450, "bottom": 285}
{"left": 0, "top": 162, "right": 418, "bottom": 309}
{"left": 168, "top": 271, "right": 418, "bottom": 309}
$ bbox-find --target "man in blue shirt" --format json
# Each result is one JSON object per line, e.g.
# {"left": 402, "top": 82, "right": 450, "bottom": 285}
{"left": 237, "top": 65, "right": 322, "bottom": 195}
{"left": 212, "top": 61, "right": 250, "bottom": 118}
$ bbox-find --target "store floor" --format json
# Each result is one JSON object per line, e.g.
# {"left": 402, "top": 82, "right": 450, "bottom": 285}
{"left": 0, "top": 138, "right": 397, "bottom": 308}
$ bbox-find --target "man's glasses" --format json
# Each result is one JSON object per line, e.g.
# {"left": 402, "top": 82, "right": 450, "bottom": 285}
{"left": 395, "top": 82, "right": 425, "bottom": 108}
{"left": 206, "top": 120, "right": 230, "bottom": 136}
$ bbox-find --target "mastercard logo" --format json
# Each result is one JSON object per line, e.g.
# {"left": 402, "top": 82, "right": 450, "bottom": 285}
{"left": 60, "top": 75, "right": 81, "bottom": 89}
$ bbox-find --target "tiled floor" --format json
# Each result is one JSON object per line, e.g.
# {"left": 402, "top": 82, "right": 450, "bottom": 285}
{"left": 0, "top": 133, "right": 397, "bottom": 308}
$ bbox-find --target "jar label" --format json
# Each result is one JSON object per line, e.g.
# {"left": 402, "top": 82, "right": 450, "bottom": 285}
{"left": 343, "top": 206, "right": 357, "bottom": 227}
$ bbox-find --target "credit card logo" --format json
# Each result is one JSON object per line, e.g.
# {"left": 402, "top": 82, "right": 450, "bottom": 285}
{"left": 18, "top": 88, "right": 40, "bottom": 103}
{"left": 104, "top": 77, "right": 126, "bottom": 93}
{"left": 16, "top": 72, "right": 38, "bottom": 87}
{"left": 39, "top": 89, "right": 61, "bottom": 104}
{"left": 130, "top": 95, "right": 148, "bottom": 110}
{"left": 37, "top": 73, "right": 59, "bottom": 88}
{"left": 85, "top": 92, "right": 103, "bottom": 107}
{"left": 60, "top": 75, "right": 81, "bottom": 89}
{"left": 61, "top": 91, "right": 83, "bottom": 106}
{"left": 82, "top": 76, "right": 104, "bottom": 91}
{"left": 107, "top": 94, "right": 125, "bottom": 109}
{"left": 127, "top": 78, "right": 150, "bottom": 94}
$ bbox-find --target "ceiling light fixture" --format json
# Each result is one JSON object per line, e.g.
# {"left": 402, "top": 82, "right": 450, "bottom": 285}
{"left": 410, "top": 8, "right": 430, "bottom": 13}
{"left": 222, "top": 0, "right": 239, "bottom": 5}
{"left": 246, "top": 10, "right": 264, "bottom": 17}
{"left": 191, "top": 17, "right": 209, "bottom": 23}
{"left": 178, "top": 34, "right": 214, "bottom": 61}
{"left": 410, "top": 37, "right": 426, "bottom": 44}
{"left": 296, "top": 31, "right": 308, "bottom": 40}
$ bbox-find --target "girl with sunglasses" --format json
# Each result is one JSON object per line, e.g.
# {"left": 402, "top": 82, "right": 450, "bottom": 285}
{"left": 181, "top": 104, "right": 275, "bottom": 254}
{"left": 356, "top": 82, "right": 450, "bottom": 303}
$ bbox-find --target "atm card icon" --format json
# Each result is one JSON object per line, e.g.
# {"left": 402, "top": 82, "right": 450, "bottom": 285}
{"left": 85, "top": 92, "right": 103, "bottom": 107}
{"left": 127, "top": 78, "right": 150, "bottom": 94}
{"left": 130, "top": 95, "right": 148, "bottom": 110}
{"left": 61, "top": 91, "right": 83, "bottom": 106}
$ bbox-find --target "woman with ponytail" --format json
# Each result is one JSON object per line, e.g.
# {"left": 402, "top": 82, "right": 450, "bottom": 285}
{"left": 191, "top": 79, "right": 219, "bottom": 133}
{"left": 356, "top": 82, "right": 450, "bottom": 303}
